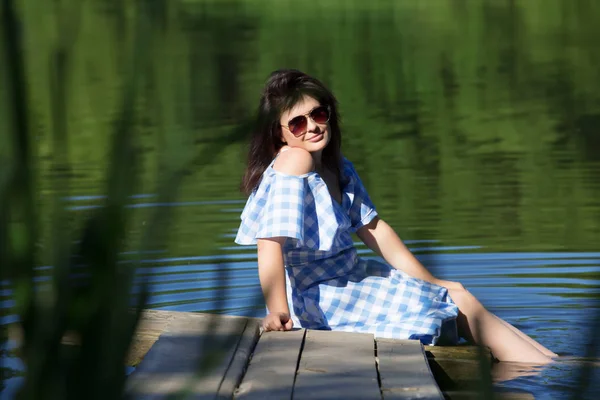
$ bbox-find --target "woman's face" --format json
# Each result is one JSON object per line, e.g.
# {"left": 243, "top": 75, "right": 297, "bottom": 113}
{"left": 279, "top": 95, "right": 331, "bottom": 154}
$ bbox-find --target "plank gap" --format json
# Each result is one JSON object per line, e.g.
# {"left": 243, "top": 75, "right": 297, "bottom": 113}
{"left": 217, "top": 318, "right": 250, "bottom": 394}
{"left": 290, "top": 328, "right": 307, "bottom": 400}
{"left": 217, "top": 318, "right": 261, "bottom": 398}
{"left": 374, "top": 339, "right": 384, "bottom": 399}
{"left": 235, "top": 329, "right": 305, "bottom": 399}
{"left": 127, "top": 313, "right": 254, "bottom": 398}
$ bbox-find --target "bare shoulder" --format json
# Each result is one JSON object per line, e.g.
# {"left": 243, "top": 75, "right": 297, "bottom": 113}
{"left": 273, "top": 147, "right": 314, "bottom": 176}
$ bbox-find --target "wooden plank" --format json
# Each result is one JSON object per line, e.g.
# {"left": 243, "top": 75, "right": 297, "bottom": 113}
{"left": 377, "top": 339, "right": 443, "bottom": 400}
{"left": 218, "top": 318, "right": 261, "bottom": 398}
{"left": 7, "top": 309, "right": 179, "bottom": 367}
{"left": 128, "top": 310, "right": 179, "bottom": 366}
{"left": 424, "top": 344, "right": 496, "bottom": 392}
{"left": 426, "top": 358, "right": 482, "bottom": 391}
{"left": 444, "top": 391, "right": 534, "bottom": 400}
{"left": 424, "top": 345, "right": 493, "bottom": 361}
{"left": 293, "top": 329, "right": 381, "bottom": 400}
{"left": 235, "top": 329, "right": 306, "bottom": 400}
{"left": 127, "top": 313, "right": 260, "bottom": 399}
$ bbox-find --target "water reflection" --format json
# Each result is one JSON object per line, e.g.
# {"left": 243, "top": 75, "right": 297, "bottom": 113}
{"left": 492, "top": 361, "right": 545, "bottom": 384}
{"left": 3, "top": 0, "right": 600, "bottom": 398}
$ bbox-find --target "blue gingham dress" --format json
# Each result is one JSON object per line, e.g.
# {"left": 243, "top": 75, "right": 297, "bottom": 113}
{"left": 235, "top": 157, "right": 459, "bottom": 345}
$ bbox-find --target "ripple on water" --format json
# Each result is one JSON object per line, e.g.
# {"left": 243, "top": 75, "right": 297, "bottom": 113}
{"left": 1, "top": 250, "right": 598, "bottom": 398}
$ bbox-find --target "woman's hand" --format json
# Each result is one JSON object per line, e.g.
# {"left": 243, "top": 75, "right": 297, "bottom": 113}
{"left": 262, "top": 312, "right": 294, "bottom": 332}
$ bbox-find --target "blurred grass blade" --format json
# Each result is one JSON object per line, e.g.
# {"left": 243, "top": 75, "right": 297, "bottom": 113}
{"left": 1, "top": 0, "right": 38, "bottom": 359}
{"left": 70, "top": 0, "right": 153, "bottom": 397}
{"left": 569, "top": 292, "right": 600, "bottom": 399}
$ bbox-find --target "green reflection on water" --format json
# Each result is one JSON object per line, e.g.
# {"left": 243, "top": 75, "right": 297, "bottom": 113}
{"left": 16, "top": 0, "right": 600, "bottom": 263}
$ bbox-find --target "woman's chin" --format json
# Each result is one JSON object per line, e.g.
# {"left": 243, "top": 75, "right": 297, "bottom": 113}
{"left": 305, "top": 137, "right": 329, "bottom": 152}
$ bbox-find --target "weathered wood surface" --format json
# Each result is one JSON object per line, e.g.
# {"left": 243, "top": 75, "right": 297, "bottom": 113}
{"left": 234, "top": 329, "right": 306, "bottom": 399}
{"left": 126, "top": 312, "right": 260, "bottom": 399}
{"left": 126, "top": 313, "right": 444, "bottom": 399}
{"left": 377, "top": 338, "right": 443, "bottom": 399}
{"left": 8, "top": 310, "right": 533, "bottom": 400}
{"left": 216, "top": 318, "right": 261, "bottom": 399}
{"left": 128, "top": 310, "right": 178, "bottom": 366}
{"left": 126, "top": 312, "right": 532, "bottom": 400}
{"left": 7, "top": 309, "right": 182, "bottom": 366}
{"left": 425, "top": 344, "right": 492, "bottom": 361}
{"left": 443, "top": 391, "right": 534, "bottom": 400}
{"left": 293, "top": 329, "right": 382, "bottom": 400}
{"left": 425, "top": 345, "right": 495, "bottom": 392}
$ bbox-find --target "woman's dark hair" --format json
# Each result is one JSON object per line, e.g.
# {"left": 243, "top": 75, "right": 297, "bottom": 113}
{"left": 240, "top": 69, "right": 343, "bottom": 195}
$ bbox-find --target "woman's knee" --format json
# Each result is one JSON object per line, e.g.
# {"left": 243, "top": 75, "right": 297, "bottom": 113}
{"left": 449, "top": 288, "right": 485, "bottom": 315}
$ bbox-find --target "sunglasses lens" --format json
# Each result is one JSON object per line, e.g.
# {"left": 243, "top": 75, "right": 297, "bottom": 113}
{"left": 286, "top": 106, "right": 330, "bottom": 136}
{"left": 310, "top": 106, "right": 330, "bottom": 124}
{"left": 288, "top": 116, "right": 307, "bottom": 136}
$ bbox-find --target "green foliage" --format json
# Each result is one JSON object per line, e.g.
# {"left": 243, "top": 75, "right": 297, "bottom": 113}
{"left": 1, "top": 0, "right": 598, "bottom": 398}
{"left": 1, "top": 0, "right": 151, "bottom": 397}
{"left": 1, "top": 0, "right": 252, "bottom": 398}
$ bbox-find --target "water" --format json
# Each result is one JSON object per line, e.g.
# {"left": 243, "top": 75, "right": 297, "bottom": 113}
{"left": 2, "top": 199, "right": 599, "bottom": 398}
{"left": 2, "top": 0, "right": 600, "bottom": 398}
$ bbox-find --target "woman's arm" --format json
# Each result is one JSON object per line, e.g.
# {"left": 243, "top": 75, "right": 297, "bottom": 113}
{"left": 356, "top": 216, "right": 462, "bottom": 289}
{"left": 256, "top": 238, "right": 294, "bottom": 330}
{"left": 257, "top": 237, "right": 290, "bottom": 312}
{"left": 356, "top": 217, "right": 438, "bottom": 283}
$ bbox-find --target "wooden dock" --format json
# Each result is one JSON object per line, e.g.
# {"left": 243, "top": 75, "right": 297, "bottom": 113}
{"left": 8, "top": 309, "right": 534, "bottom": 399}
{"left": 125, "top": 310, "right": 534, "bottom": 400}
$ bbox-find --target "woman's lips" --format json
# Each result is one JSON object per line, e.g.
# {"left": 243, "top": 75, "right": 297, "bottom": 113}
{"left": 307, "top": 133, "right": 324, "bottom": 143}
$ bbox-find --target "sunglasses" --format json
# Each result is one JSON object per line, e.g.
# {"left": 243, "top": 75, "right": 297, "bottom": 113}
{"left": 281, "top": 105, "right": 331, "bottom": 137}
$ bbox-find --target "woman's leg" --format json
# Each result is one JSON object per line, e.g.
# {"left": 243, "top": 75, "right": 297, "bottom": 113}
{"left": 448, "top": 287, "right": 554, "bottom": 363}
{"left": 493, "top": 314, "right": 557, "bottom": 357}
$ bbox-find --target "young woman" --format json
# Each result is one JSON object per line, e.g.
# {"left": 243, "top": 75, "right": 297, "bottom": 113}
{"left": 235, "top": 69, "right": 556, "bottom": 363}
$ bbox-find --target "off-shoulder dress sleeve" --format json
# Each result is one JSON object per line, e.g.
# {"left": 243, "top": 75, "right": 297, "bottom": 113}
{"left": 343, "top": 159, "right": 378, "bottom": 231}
{"left": 234, "top": 167, "right": 343, "bottom": 251}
